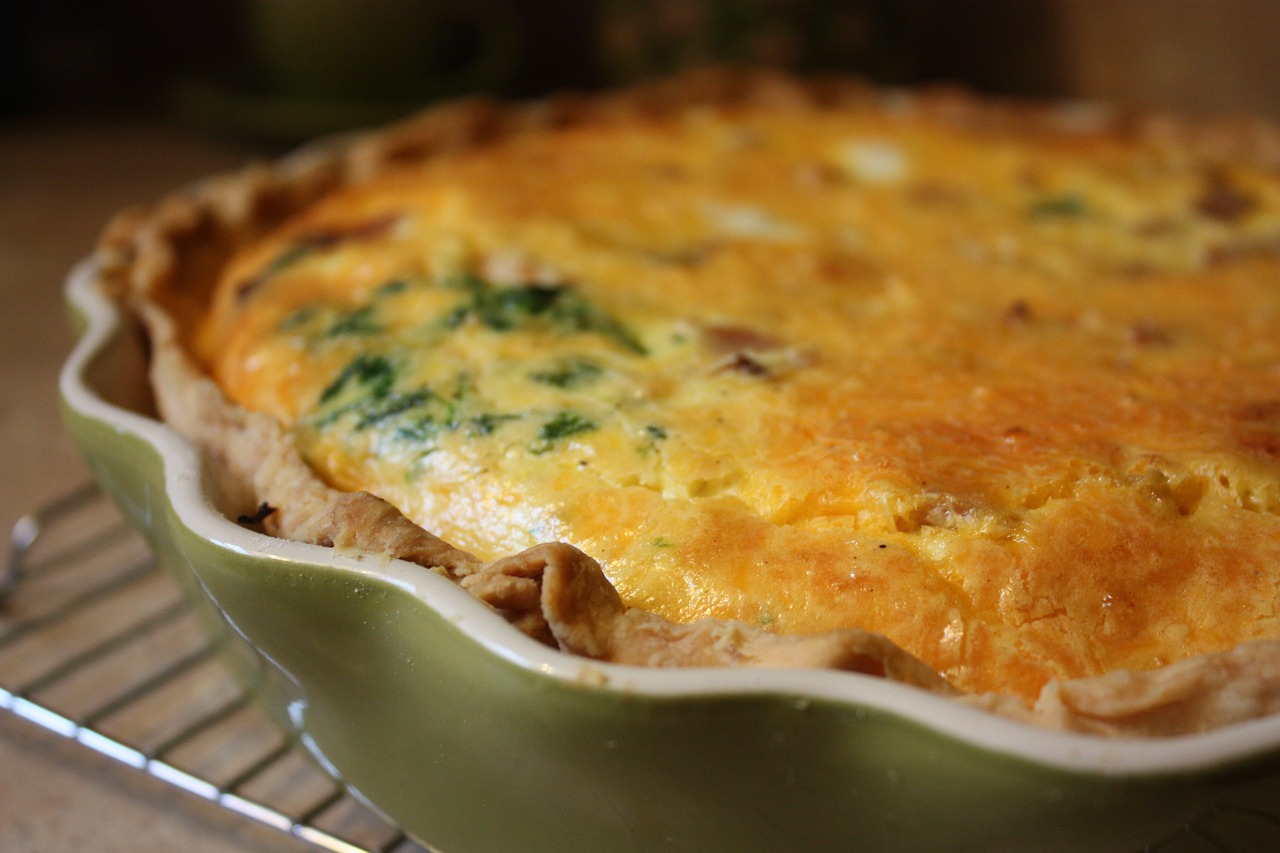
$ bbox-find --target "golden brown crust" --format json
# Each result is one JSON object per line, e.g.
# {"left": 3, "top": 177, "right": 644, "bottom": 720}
{"left": 98, "top": 67, "right": 1280, "bottom": 736}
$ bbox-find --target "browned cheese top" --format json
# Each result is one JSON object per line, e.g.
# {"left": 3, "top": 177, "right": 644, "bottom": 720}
{"left": 197, "top": 94, "right": 1280, "bottom": 700}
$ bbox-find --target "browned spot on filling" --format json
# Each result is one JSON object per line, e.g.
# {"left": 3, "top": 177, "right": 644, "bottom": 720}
{"left": 1002, "top": 425, "right": 1032, "bottom": 445}
{"left": 715, "top": 352, "right": 770, "bottom": 376}
{"left": 1128, "top": 318, "right": 1172, "bottom": 347}
{"left": 1195, "top": 172, "right": 1258, "bottom": 223}
{"left": 702, "top": 323, "right": 784, "bottom": 355}
{"left": 1233, "top": 400, "right": 1280, "bottom": 458}
{"left": 1002, "top": 299, "right": 1034, "bottom": 326}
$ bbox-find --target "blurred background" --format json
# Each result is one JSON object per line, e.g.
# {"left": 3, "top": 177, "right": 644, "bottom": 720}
{"left": 2, "top": 0, "right": 1279, "bottom": 145}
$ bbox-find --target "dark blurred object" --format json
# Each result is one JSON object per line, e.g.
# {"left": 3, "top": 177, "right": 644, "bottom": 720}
{"left": 1048, "top": 0, "right": 1280, "bottom": 119}
{"left": 2, "top": 1, "right": 1278, "bottom": 138}
{"left": 595, "top": 0, "right": 1280, "bottom": 121}
{"left": 921, "top": 0, "right": 1280, "bottom": 120}
{"left": 173, "top": 0, "right": 530, "bottom": 144}
{"left": 246, "top": 1, "right": 517, "bottom": 101}
{"left": 917, "top": 0, "right": 1067, "bottom": 97}
{"left": 0, "top": 0, "right": 926, "bottom": 132}
{"left": 0, "top": 0, "right": 18, "bottom": 118}
{"left": 2, "top": 0, "right": 241, "bottom": 119}
{"left": 0, "top": 0, "right": 594, "bottom": 142}
{"left": 597, "top": 0, "right": 928, "bottom": 84}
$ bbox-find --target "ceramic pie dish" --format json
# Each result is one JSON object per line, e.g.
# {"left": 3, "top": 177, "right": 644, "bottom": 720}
{"left": 60, "top": 259, "right": 1280, "bottom": 852}
{"left": 61, "top": 70, "right": 1280, "bottom": 852}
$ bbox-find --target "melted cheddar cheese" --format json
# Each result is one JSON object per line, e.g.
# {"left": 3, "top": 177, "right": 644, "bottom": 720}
{"left": 197, "top": 99, "right": 1280, "bottom": 700}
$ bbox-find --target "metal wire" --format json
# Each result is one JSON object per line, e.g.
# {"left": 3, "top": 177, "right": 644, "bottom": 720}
{"left": 8, "top": 488, "right": 1279, "bottom": 853}
{"left": 0, "top": 487, "right": 427, "bottom": 853}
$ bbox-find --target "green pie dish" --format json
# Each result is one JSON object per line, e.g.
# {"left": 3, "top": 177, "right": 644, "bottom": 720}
{"left": 60, "top": 259, "right": 1280, "bottom": 852}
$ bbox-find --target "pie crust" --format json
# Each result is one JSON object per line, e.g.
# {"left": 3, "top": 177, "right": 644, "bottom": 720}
{"left": 94, "top": 69, "right": 1280, "bottom": 736}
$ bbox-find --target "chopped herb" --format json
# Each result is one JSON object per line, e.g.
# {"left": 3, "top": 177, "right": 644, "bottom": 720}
{"left": 638, "top": 423, "right": 669, "bottom": 455}
{"left": 319, "top": 354, "right": 397, "bottom": 404}
{"left": 469, "top": 412, "right": 520, "bottom": 436}
{"left": 491, "top": 285, "right": 565, "bottom": 329}
{"left": 395, "top": 415, "right": 440, "bottom": 444}
{"left": 545, "top": 292, "right": 647, "bottom": 354}
{"left": 310, "top": 358, "right": 517, "bottom": 447}
{"left": 444, "top": 272, "right": 488, "bottom": 294}
{"left": 354, "top": 388, "right": 437, "bottom": 429}
{"left": 1028, "top": 194, "right": 1088, "bottom": 219}
{"left": 440, "top": 274, "right": 646, "bottom": 354}
{"left": 530, "top": 358, "right": 604, "bottom": 388}
{"left": 531, "top": 411, "right": 597, "bottom": 453}
{"left": 450, "top": 373, "right": 472, "bottom": 401}
{"left": 396, "top": 410, "right": 519, "bottom": 443}
{"left": 261, "top": 244, "right": 314, "bottom": 278}
{"left": 375, "top": 277, "right": 414, "bottom": 297}
{"left": 278, "top": 306, "right": 318, "bottom": 331}
{"left": 438, "top": 304, "right": 468, "bottom": 330}
{"left": 403, "top": 449, "right": 439, "bottom": 481}
{"left": 651, "top": 537, "right": 674, "bottom": 548}
{"left": 324, "top": 305, "right": 382, "bottom": 337}
{"left": 440, "top": 274, "right": 560, "bottom": 330}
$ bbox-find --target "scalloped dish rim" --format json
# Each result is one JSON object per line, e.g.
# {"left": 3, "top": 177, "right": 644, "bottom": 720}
{"left": 59, "top": 257, "right": 1280, "bottom": 779}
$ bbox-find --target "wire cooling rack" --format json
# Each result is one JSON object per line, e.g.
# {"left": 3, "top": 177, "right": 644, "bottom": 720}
{"left": 5, "top": 487, "right": 1280, "bottom": 853}
{"left": 0, "top": 485, "right": 429, "bottom": 853}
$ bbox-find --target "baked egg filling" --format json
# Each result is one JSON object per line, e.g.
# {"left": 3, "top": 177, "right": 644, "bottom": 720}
{"left": 196, "top": 105, "right": 1280, "bottom": 700}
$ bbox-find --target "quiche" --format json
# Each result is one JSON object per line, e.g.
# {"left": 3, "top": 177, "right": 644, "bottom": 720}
{"left": 99, "top": 70, "right": 1280, "bottom": 736}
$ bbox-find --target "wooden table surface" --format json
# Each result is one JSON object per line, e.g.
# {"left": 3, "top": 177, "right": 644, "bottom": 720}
{"left": 0, "top": 118, "right": 318, "bottom": 853}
